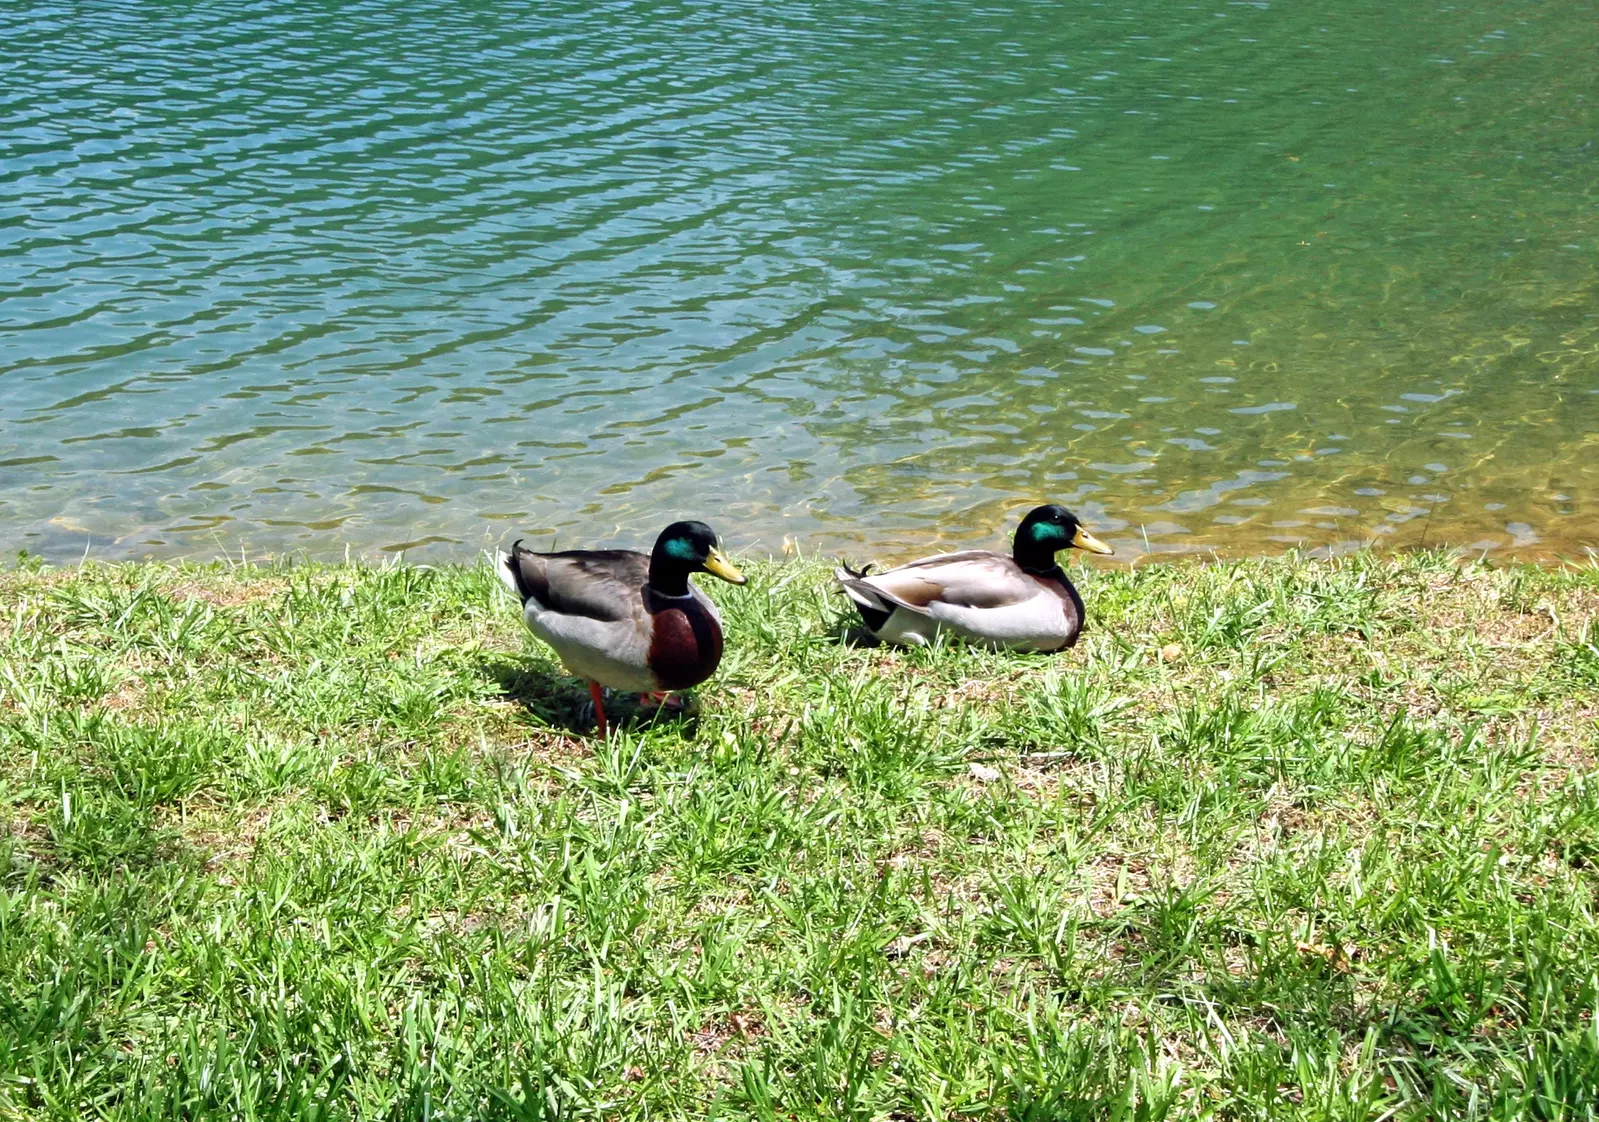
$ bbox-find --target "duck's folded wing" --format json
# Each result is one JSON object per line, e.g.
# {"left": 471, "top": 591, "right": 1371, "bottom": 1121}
{"left": 505, "top": 548, "right": 650, "bottom": 622}
{"left": 863, "top": 552, "right": 1037, "bottom": 611}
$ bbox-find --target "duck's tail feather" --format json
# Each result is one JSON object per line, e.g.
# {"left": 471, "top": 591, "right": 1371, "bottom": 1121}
{"left": 497, "top": 539, "right": 537, "bottom": 603}
{"left": 833, "top": 566, "right": 898, "bottom": 632}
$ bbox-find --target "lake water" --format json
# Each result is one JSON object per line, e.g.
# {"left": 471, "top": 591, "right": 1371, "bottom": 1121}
{"left": 3, "top": 0, "right": 1595, "bottom": 564}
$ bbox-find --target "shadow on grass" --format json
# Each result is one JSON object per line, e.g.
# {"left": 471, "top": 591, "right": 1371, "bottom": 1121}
{"left": 835, "top": 623, "right": 882, "bottom": 649}
{"left": 477, "top": 655, "right": 702, "bottom": 738}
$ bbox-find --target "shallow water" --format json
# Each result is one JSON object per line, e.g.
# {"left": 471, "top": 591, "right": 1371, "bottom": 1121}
{"left": 2, "top": 0, "right": 1595, "bottom": 565}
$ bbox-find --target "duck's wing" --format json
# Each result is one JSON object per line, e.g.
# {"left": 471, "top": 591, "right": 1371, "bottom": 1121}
{"left": 855, "top": 551, "right": 1040, "bottom": 613}
{"left": 499, "top": 544, "right": 660, "bottom": 688}
{"left": 500, "top": 543, "right": 650, "bottom": 622}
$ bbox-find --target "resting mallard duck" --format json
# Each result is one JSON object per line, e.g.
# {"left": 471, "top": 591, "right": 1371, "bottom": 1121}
{"left": 497, "top": 520, "right": 746, "bottom": 736}
{"left": 834, "top": 504, "right": 1113, "bottom": 651}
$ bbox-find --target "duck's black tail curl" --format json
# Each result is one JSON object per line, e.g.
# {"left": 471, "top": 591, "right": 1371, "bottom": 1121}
{"left": 501, "top": 539, "right": 536, "bottom": 603}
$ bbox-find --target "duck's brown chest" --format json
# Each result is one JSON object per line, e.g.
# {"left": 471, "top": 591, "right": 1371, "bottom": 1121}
{"left": 644, "top": 591, "right": 724, "bottom": 691}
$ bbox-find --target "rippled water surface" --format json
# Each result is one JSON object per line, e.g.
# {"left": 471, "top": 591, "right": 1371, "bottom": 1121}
{"left": 3, "top": 0, "right": 1595, "bottom": 562}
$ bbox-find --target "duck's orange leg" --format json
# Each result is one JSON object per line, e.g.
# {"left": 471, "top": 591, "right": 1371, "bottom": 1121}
{"left": 588, "top": 680, "right": 609, "bottom": 738}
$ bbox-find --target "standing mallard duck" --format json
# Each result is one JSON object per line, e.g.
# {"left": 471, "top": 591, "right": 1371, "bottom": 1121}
{"left": 497, "top": 521, "right": 746, "bottom": 736}
{"left": 834, "top": 504, "right": 1113, "bottom": 651}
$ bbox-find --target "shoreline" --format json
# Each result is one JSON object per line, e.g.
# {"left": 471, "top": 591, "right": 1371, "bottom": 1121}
{"left": 9, "top": 517, "right": 1599, "bottom": 572}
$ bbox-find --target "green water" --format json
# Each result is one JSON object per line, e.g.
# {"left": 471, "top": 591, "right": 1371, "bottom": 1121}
{"left": 2, "top": 0, "right": 1595, "bottom": 562}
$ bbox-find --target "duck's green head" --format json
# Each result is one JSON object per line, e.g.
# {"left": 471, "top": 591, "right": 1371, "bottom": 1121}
{"left": 1013, "top": 504, "right": 1113, "bottom": 569}
{"left": 652, "top": 520, "right": 747, "bottom": 589}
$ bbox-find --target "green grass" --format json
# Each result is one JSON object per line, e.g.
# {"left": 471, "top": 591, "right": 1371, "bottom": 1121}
{"left": 1, "top": 548, "right": 1597, "bottom": 1121}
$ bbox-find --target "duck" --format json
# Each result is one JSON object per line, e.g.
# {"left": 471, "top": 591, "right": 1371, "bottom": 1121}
{"left": 497, "top": 520, "right": 746, "bottom": 736}
{"left": 834, "top": 504, "right": 1113, "bottom": 651}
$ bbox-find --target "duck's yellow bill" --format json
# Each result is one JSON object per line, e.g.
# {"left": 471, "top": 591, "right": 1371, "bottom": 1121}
{"left": 1071, "top": 527, "right": 1114, "bottom": 555}
{"left": 704, "top": 548, "right": 747, "bottom": 584}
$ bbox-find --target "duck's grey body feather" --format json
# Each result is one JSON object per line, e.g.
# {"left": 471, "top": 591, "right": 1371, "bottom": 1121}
{"left": 835, "top": 551, "right": 1084, "bottom": 651}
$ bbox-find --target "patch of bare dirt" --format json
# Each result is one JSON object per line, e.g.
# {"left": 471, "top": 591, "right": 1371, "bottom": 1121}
{"left": 688, "top": 1008, "right": 767, "bottom": 1058}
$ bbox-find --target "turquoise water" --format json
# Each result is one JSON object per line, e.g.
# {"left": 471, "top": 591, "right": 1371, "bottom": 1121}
{"left": 2, "top": 0, "right": 1595, "bottom": 563}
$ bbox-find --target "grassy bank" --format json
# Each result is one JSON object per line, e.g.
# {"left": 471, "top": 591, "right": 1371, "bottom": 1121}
{"left": 1, "top": 549, "right": 1597, "bottom": 1120}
